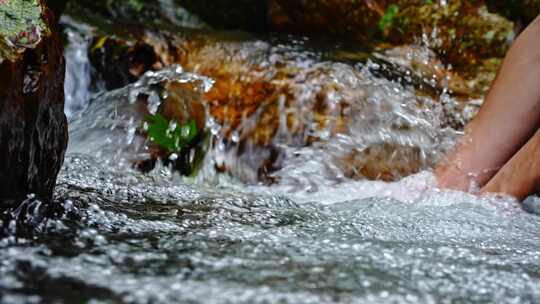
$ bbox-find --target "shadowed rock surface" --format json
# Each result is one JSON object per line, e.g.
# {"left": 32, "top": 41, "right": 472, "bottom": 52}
{"left": 174, "top": 0, "right": 268, "bottom": 32}
{"left": 485, "top": 0, "right": 540, "bottom": 25}
{"left": 0, "top": 0, "right": 68, "bottom": 206}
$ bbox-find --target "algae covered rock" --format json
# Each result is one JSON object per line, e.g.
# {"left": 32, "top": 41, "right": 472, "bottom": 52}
{"left": 268, "top": 0, "right": 514, "bottom": 97}
{"left": 384, "top": 1, "right": 513, "bottom": 80}
{"left": 0, "top": 0, "right": 49, "bottom": 62}
{"left": 0, "top": 0, "right": 68, "bottom": 205}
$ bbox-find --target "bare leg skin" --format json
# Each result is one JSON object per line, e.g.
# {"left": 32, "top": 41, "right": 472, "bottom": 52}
{"left": 482, "top": 128, "right": 540, "bottom": 200}
{"left": 436, "top": 15, "right": 540, "bottom": 194}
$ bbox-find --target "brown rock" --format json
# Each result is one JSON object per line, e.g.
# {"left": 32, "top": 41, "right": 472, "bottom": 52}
{"left": 268, "top": 0, "right": 514, "bottom": 97}
{"left": 85, "top": 30, "right": 455, "bottom": 183}
{"left": 334, "top": 143, "right": 422, "bottom": 182}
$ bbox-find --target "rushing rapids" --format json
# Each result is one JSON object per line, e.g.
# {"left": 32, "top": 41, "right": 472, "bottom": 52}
{"left": 2, "top": 1, "right": 540, "bottom": 304}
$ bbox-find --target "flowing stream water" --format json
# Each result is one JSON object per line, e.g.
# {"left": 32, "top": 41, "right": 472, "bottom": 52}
{"left": 1, "top": 17, "right": 540, "bottom": 304}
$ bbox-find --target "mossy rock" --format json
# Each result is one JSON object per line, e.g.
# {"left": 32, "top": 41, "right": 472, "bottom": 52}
{"left": 386, "top": 1, "right": 513, "bottom": 77}
{"left": 268, "top": 0, "right": 514, "bottom": 97}
{"left": 0, "top": 0, "right": 49, "bottom": 61}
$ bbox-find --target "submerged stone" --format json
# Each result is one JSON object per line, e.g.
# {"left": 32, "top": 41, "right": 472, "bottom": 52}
{"left": 71, "top": 27, "right": 468, "bottom": 184}
{"left": 0, "top": 0, "right": 68, "bottom": 206}
{"left": 523, "top": 195, "right": 540, "bottom": 215}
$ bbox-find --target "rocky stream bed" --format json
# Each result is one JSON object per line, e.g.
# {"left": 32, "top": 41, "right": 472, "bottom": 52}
{"left": 1, "top": 1, "right": 540, "bottom": 303}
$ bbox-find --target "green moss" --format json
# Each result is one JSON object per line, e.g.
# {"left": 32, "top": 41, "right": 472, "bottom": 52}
{"left": 0, "top": 0, "right": 48, "bottom": 61}
{"left": 378, "top": 4, "right": 399, "bottom": 32}
{"left": 0, "top": 0, "right": 46, "bottom": 38}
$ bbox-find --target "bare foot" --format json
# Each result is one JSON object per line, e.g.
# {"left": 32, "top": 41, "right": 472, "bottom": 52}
{"left": 482, "top": 128, "right": 540, "bottom": 201}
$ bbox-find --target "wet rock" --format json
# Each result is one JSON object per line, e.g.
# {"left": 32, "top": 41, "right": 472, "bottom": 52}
{"left": 64, "top": 0, "right": 207, "bottom": 31}
{"left": 65, "top": 0, "right": 267, "bottom": 32}
{"left": 88, "top": 36, "right": 160, "bottom": 91}
{"left": 0, "top": 0, "right": 68, "bottom": 205}
{"left": 268, "top": 0, "right": 384, "bottom": 43}
{"left": 75, "top": 28, "right": 461, "bottom": 183}
{"left": 523, "top": 195, "right": 540, "bottom": 215}
{"left": 71, "top": 0, "right": 513, "bottom": 98}
{"left": 268, "top": 0, "right": 514, "bottom": 97}
{"left": 333, "top": 143, "right": 422, "bottom": 182}
{"left": 384, "top": 2, "right": 512, "bottom": 88}
{"left": 68, "top": 65, "right": 210, "bottom": 177}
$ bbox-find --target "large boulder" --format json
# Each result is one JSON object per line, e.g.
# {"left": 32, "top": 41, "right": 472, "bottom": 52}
{"left": 62, "top": 0, "right": 516, "bottom": 98}
{"left": 75, "top": 26, "right": 471, "bottom": 183}
{"left": 63, "top": 1, "right": 486, "bottom": 184}
{"left": 0, "top": 0, "right": 68, "bottom": 206}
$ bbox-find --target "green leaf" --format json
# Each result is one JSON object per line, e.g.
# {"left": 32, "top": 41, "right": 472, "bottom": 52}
{"left": 145, "top": 114, "right": 199, "bottom": 152}
{"left": 378, "top": 4, "right": 400, "bottom": 33}
{"left": 91, "top": 36, "right": 108, "bottom": 53}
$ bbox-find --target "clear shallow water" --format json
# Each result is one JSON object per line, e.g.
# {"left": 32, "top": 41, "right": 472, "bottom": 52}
{"left": 2, "top": 19, "right": 540, "bottom": 304}
{"left": 2, "top": 155, "right": 540, "bottom": 303}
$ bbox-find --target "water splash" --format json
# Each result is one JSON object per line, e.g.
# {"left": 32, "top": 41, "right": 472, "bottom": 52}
{"left": 66, "top": 35, "right": 471, "bottom": 190}
{"left": 68, "top": 64, "right": 213, "bottom": 167}
{"left": 62, "top": 16, "right": 93, "bottom": 120}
